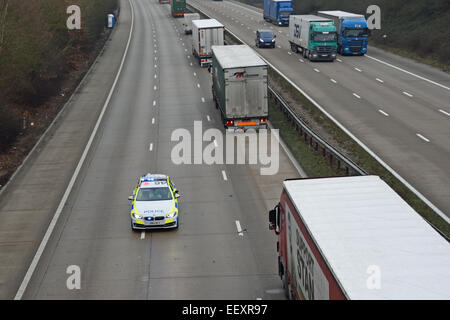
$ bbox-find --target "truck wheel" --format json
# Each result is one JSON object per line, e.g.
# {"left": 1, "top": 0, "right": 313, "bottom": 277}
{"left": 282, "top": 274, "right": 290, "bottom": 300}
{"left": 302, "top": 48, "right": 307, "bottom": 58}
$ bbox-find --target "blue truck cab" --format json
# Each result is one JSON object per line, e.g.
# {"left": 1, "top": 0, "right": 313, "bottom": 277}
{"left": 264, "top": 0, "right": 293, "bottom": 26}
{"left": 255, "top": 29, "right": 276, "bottom": 48}
{"left": 317, "top": 11, "right": 369, "bottom": 55}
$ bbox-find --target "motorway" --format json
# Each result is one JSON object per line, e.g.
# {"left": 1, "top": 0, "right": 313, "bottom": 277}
{"left": 0, "top": 0, "right": 301, "bottom": 299}
{"left": 187, "top": 0, "right": 450, "bottom": 219}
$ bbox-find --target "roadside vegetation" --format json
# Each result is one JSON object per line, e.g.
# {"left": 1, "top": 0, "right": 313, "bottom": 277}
{"left": 236, "top": 0, "right": 450, "bottom": 71}
{"left": 0, "top": 0, "right": 118, "bottom": 185}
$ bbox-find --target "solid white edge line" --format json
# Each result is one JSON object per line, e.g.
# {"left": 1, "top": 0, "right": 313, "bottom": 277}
{"left": 221, "top": 170, "right": 228, "bottom": 181}
{"left": 366, "top": 55, "right": 450, "bottom": 91}
{"left": 192, "top": 0, "right": 450, "bottom": 224}
{"left": 14, "top": 0, "right": 136, "bottom": 300}
{"left": 416, "top": 133, "right": 430, "bottom": 143}
{"left": 235, "top": 220, "right": 243, "bottom": 236}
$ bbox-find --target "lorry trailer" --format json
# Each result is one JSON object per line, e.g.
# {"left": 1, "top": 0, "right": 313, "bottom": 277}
{"left": 317, "top": 10, "right": 369, "bottom": 55}
{"left": 263, "top": 0, "right": 293, "bottom": 26}
{"left": 269, "top": 176, "right": 450, "bottom": 299}
{"left": 170, "top": 0, "right": 186, "bottom": 17}
{"left": 192, "top": 19, "right": 224, "bottom": 67}
{"left": 183, "top": 13, "right": 200, "bottom": 34}
{"left": 211, "top": 45, "right": 269, "bottom": 131}
{"left": 288, "top": 15, "right": 337, "bottom": 61}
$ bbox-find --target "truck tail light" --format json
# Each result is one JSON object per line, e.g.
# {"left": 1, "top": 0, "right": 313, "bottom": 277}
{"left": 225, "top": 120, "right": 234, "bottom": 126}
{"left": 260, "top": 118, "right": 268, "bottom": 123}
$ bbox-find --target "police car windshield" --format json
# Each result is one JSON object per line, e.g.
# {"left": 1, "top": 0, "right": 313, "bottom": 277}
{"left": 136, "top": 187, "right": 173, "bottom": 201}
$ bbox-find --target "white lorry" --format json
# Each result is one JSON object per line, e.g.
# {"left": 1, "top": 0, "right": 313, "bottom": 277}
{"left": 269, "top": 175, "right": 450, "bottom": 299}
{"left": 182, "top": 13, "right": 200, "bottom": 34}
{"left": 192, "top": 19, "right": 224, "bottom": 67}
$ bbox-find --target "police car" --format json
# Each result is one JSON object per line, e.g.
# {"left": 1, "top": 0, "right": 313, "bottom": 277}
{"left": 128, "top": 173, "right": 180, "bottom": 230}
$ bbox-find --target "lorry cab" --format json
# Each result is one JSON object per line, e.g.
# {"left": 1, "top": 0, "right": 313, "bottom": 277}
{"left": 256, "top": 29, "right": 276, "bottom": 48}
{"left": 307, "top": 22, "right": 338, "bottom": 61}
{"left": 339, "top": 18, "right": 369, "bottom": 55}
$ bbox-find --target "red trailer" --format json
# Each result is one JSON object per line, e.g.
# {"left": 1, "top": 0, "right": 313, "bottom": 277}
{"left": 269, "top": 176, "right": 450, "bottom": 300}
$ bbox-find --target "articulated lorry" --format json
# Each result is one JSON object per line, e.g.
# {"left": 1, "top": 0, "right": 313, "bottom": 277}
{"left": 192, "top": 19, "right": 224, "bottom": 67}
{"left": 170, "top": 0, "right": 185, "bottom": 17}
{"left": 211, "top": 45, "right": 268, "bottom": 131}
{"left": 263, "top": 0, "right": 293, "bottom": 26}
{"left": 269, "top": 176, "right": 450, "bottom": 300}
{"left": 288, "top": 15, "right": 337, "bottom": 61}
{"left": 318, "top": 11, "right": 369, "bottom": 55}
{"left": 183, "top": 13, "right": 200, "bottom": 34}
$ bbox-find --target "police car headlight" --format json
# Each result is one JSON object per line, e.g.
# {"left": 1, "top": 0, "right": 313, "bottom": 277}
{"left": 166, "top": 210, "right": 178, "bottom": 218}
{"left": 132, "top": 213, "right": 142, "bottom": 219}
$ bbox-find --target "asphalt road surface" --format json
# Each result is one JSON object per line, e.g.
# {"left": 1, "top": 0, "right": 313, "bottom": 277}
{"left": 187, "top": 0, "right": 450, "bottom": 219}
{"left": 0, "top": 0, "right": 301, "bottom": 299}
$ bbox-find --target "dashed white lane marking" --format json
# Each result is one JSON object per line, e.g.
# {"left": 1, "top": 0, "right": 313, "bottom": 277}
{"left": 182, "top": 43, "right": 184, "bottom": 46}
{"left": 378, "top": 109, "right": 389, "bottom": 116}
{"left": 353, "top": 93, "right": 361, "bottom": 99}
{"left": 141, "top": 232, "right": 145, "bottom": 240}
{"left": 277, "top": 45, "right": 281, "bottom": 48}
{"left": 278, "top": 30, "right": 282, "bottom": 33}
{"left": 149, "top": 143, "right": 153, "bottom": 151}
{"left": 287, "top": 52, "right": 292, "bottom": 55}
{"left": 330, "top": 79, "right": 337, "bottom": 83}
{"left": 187, "top": 55, "right": 190, "bottom": 58}
{"left": 256, "top": 298, "right": 262, "bottom": 300}
{"left": 185, "top": 48, "right": 188, "bottom": 52}
{"left": 336, "top": 58, "right": 342, "bottom": 62}
{"left": 190, "top": 62, "right": 193, "bottom": 66}
{"left": 416, "top": 133, "right": 430, "bottom": 142}
{"left": 154, "top": 64, "right": 157, "bottom": 68}
{"left": 314, "top": 68, "right": 320, "bottom": 73}
{"left": 439, "top": 109, "right": 450, "bottom": 116}
{"left": 201, "top": 97, "right": 205, "bottom": 103}
{"left": 197, "top": 83, "right": 200, "bottom": 88}
{"left": 235, "top": 220, "right": 244, "bottom": 236}
{"left": 153, "top": 100, "right": 156, "bottom": 106}
{"left": 193, "top": 72, "right": 197, "bottom": 76}
{"left": 207, "top": 115, "right": 211, "bottom": 121}
{"left": 376, "top": 78, "right": 384, "bottom": 83}
{"left": 403, "top": 91, "right": 413, "bottom": 97}
{"left": 222, "top": 170, "right": 228, "bottom": 181}
{"left": 354, "top": 67, "right": 362, "bottom": 72}
{"left": 154, "top": 57, "right": 157, "bottom": 60}
{"left": 153, "top": 85, "right": 157, "bottom": 90}
{"left": 299, "top": 59, "right": 304, "bottom": 63}
{"left": 366, "top": 54, "right": 450, "bottom": 91}
{"left": 152, "top": 117, "right": 155, "bottom": 124}
{"left": 154, "top": 74, "right": 157, "bottom": 79}
{"left": 154, "top": 50, "right": 157, "bottom": 53}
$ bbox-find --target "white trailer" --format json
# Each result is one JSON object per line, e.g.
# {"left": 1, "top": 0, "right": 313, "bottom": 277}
{"left": 192, "top": 19, "right": 224, "bottom": 67}
{"left": 183, "top": 13, "right": 200, "bottom": 34}
{"left": 269, "top": 175, "right": 450, "bottom": 299}
{"left": 211, "top": 45, "right": 268, "bottom": 130}
{"left": 317, "top": 10, "right": 365, "bottom": 33}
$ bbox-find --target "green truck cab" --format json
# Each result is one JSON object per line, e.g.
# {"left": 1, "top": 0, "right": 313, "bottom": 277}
{"left": 288, "top": 15, "right": 337, "bottom": 61}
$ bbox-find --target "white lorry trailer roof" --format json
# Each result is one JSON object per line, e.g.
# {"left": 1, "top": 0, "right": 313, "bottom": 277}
{"left": 192, "top": 18, "right": 223, "bottom": 29}
{"left": 283, "top": 175, "right": 450, "bottom": 300}
{"left": 291, "top": 14, "right": 332, "bottom": 22}
{"left": 318, "top": 10, "right": 365, "bottom": 19}
{"left": 212, "top": 45, "right": 267, "bottom": 69}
